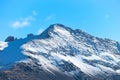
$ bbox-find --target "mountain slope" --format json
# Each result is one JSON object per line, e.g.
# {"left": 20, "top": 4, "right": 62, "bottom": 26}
{"left": 0, "top": 24, "right": 120, "bottom": 80}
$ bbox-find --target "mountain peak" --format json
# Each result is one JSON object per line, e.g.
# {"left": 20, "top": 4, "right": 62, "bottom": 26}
{"left": 47, "top": 23, "right": 73, "bottom": 32}
{"left": 40, "top": 23, "right": 74, "bottom": 38}
{"left": 0, "top": 24, "right": 120, "bottom": 80}
{"left": 49, "top": 23, "right": 66, "bottom": 29}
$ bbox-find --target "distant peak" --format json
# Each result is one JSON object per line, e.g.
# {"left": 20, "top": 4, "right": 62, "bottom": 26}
{"left": 49, "top": 23, "right": 66, "bottom": 28}
{"left": 47, "top": 23, "right": 69, "bottom": 32}
{"left": 39, "top": 23, "right": 94, "bottom": 39}
{"left": 50, "top": 23, "right": 74, "bottom": 32}
{"left": 43, "top": 23, "right": 65, "bottom": 32}
{"left": 40, "top": 23, "right": 74, "bottom": 38}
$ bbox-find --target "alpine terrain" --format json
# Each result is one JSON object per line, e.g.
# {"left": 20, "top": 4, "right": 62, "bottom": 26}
{"left": 0, "top": 24, "right": 120, "bottom": 80}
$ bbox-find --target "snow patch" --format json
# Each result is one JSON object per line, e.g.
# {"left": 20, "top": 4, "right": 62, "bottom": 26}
{"left": 23, "top": 51, "right": 59, "bottom": 73}
{"left": 116, "top": 70, "right": 120, "bottom": 75}
{"left": 0, "top": 42, "right": 8, "bottom": 51}
{"left": 52, "top": 53, "right": 104, "bottom": 76}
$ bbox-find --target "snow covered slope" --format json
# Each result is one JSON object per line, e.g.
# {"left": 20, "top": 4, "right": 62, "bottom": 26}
{"left": 0, "top": 24, "right": 120, "bottom": 80}
{"left": 0, "top": 41, "right": 8, "bottom": 51}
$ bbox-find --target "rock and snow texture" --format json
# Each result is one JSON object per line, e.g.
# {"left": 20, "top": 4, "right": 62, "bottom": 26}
{"left": 22, "top": 24, "right": 120, "bottom": 76}
{"left": 0, "top": 24, "right": 120, "bottom": 79}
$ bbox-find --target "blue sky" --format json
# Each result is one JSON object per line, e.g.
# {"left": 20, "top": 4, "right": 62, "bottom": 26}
{"left": 0, "top": 0, "right": 120, "bottom": 41}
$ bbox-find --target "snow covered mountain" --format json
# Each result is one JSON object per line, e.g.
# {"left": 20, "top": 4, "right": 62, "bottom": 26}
{"left": 0, "top": 24, "right": 120, "bottom": 80}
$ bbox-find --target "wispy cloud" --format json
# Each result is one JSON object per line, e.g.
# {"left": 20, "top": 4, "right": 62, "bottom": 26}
{"left": 12, "top": 20, "right": 29, "bottom": 28}
{"left": 12, "top": 16, "right": 32, "bottom": 28}
{"left": 11, "top": 11, "right": 37, "bottom": 29}
{"left": 45, "top": 15, "right": 54, "bottom": 21}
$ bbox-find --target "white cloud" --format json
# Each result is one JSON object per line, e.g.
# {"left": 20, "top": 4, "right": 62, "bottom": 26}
{"left": 11, "top": 10, "right": 38, "bottom": 29}
{"left": 11, "top": 16, "right": 35, "bottom": 29}
{"left": 12, "top": 20, "right": 29, "bottom": 28}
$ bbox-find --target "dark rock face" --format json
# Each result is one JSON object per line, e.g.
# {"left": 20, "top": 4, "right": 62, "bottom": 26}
{"left": 27, "top": 33, "right": 34, "bottom": 38}
{"left": 0, "top": 63, "right": 75, "bottom": 80}
{"left": 0, "top": 63, "right": 120, "bottom": 80}
{"left": 5, "top": 36, "right": 14, "bottom": 42}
